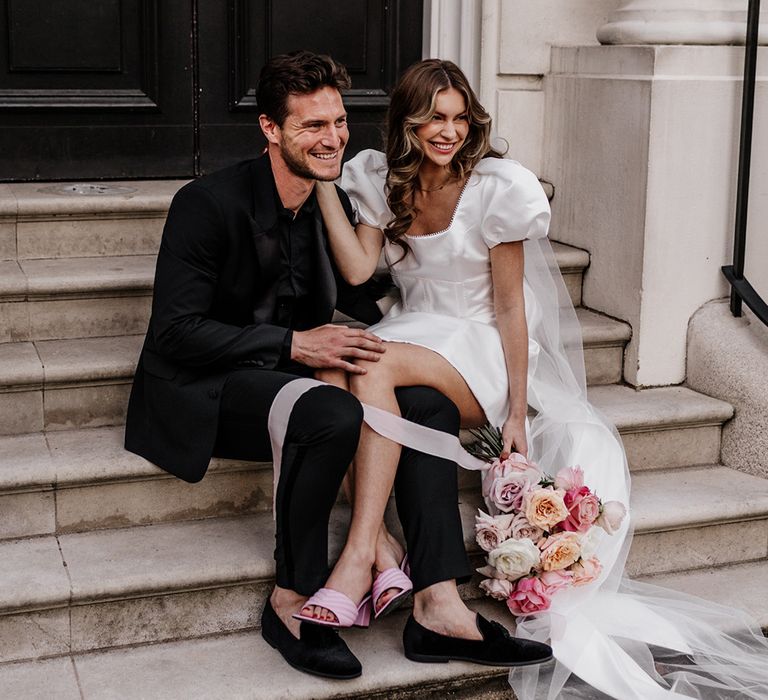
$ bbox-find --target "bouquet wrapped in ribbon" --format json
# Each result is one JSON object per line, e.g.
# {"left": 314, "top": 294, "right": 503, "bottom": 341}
{"left": 468, "top": 426, "right": 627, "bottom": 616}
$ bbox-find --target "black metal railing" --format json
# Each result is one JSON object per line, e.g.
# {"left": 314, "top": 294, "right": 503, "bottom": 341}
{"left": 722, "top": 0, "right": 768, "bottom": 324}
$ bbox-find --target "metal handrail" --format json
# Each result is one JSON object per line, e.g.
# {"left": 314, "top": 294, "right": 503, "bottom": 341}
{"left": 722, "top": 0, "right": 768, "bottom": 325}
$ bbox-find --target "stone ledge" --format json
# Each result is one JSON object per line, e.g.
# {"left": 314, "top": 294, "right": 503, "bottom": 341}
{"left": 587, "top": 385, "right": 734, "bottom": 431}
{"left": 7, "top": 181, "right": 187, "bottom": 219}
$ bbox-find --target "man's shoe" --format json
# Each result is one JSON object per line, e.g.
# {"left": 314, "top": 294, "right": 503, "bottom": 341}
{"left": 403, "top": 613, "right": 553, "bottom": 667}
{"left": 262, "top": 599, "right": 362, "bottom": 679}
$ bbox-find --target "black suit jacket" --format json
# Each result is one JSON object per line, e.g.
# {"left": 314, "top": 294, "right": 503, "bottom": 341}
{"left": 125, "top": 155, "right": 382, "bottom": 482}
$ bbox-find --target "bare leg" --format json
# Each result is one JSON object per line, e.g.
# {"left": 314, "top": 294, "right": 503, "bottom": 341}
{"left": 313, "top": 366, "right": 406, "bottom": 614}
{"left": 303, "top": 343, "right": 486, "bottom": 637}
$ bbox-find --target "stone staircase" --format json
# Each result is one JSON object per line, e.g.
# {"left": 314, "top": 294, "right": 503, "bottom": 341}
{"left": 1, "top": 182, "right": 767, "bottom": 699}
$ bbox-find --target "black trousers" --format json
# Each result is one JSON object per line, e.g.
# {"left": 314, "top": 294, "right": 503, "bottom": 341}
{"left": 212, "top": 367, "right": 471, "bottom": 596}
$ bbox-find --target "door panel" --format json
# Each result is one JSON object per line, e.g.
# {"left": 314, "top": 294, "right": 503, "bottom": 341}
{"left": 0, "top": 0, "right": 422, "bottom": 180}
{"left": 197, "top": 0, "right": 423, "bottom": 174}
{"left": 0, "top": 0, "right": 192, "bottom": 180}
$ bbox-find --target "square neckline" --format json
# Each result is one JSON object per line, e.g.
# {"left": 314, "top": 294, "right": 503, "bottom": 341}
{"left": 404, "top": 171, "right": 476, "bottom": 240}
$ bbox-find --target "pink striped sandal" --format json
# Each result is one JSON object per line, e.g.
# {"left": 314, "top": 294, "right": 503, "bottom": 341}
{"left": 293, "top": 588, "right": 372, "bottom": 629}
{"left": 373, "top": 556, "right": 413, "bottom": 619}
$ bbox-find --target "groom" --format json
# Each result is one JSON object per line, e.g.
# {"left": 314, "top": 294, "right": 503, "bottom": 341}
{"left": 125, "top": 50, "right": 551, "bottom": 679}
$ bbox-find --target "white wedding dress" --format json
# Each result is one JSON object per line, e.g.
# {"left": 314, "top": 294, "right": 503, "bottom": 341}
{"left": 268, "top": 150, "right": 768, "bottom": 699}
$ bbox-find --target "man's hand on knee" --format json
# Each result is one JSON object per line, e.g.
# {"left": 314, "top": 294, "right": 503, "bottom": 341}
{"left": 291, "top": 324, "right": 385, "bottom": 374}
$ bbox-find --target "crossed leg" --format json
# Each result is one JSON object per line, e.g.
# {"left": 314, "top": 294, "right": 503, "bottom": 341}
{"left": 304, "top": 342, "right": 486, "bottom": 631}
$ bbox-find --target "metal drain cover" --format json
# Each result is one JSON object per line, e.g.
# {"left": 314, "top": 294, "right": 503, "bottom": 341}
{"left": 37, "top": 183, "right": 138, "bottom": 196}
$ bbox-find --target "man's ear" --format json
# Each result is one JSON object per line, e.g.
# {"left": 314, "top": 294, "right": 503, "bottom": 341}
{"left": 259, "top": 114, "right": 281, "bottom": 145}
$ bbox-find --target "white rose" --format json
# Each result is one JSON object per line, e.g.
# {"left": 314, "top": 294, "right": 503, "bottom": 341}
{"left": 487, "top": 537, "right": 541, "bottom": 582}
{"left": 579, "top": 526, "right": 603, "bottom": 559}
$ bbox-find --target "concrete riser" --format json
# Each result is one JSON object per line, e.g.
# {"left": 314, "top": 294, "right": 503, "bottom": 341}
{"left": 0, "top": 468, "right": 272, "bottom": 540}
{"left": 0, "top": 384, "right": 131, "bottom": 436}
{"left": 15, "top": 217, "right": 165, "bottom": 260}
{"left": 0, "top": 296, "right": 151, "bottom": 343}
{"left": 627, "top": 519, "right": 768, "bottom": 577}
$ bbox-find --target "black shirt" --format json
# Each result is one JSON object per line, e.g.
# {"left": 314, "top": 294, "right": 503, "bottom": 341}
{"left": 274, "top": 187, "right": 318, "bottom": 363}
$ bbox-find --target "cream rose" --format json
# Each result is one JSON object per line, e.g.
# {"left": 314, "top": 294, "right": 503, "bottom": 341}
{"left": 474, "top": 510, "right": 515, "bottom": 552}
{"left": 488, "top": 537, "right": 541, "bottom": 581}
{"left": 597, "top": 500, "right": 627, "bottom": 535}
{"left": 524, "top": 488, "right": 569, "bottom": 530}
{"left": 540, "top": 532, "right": 582, "bottom": 571}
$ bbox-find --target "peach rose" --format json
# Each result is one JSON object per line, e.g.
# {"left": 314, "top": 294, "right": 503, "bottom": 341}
{"left": 572, "top": 557, "right": 603, "bottom": 587}
{"left": 507, "top": 576, "right": 551, "bottom": 616}
{"left": 540, "top": 532, "right": 582, "bottom": 571}
{"left": 524, "top": 488, "right": 569, "bottom": 530}
{"left": 479, "top": 577, "right": 514, "bottom": 601}
{"left": 561, "top": 487, "right": 601, "bottom": 533}
{"left": 597, "top": 500, "right": 627, "bottom": 535}
{"left": 554, "top": 465, "right": 585, "bottom": 491}
{"left": 474, "top": 510, "right": 515, "bottom": 552}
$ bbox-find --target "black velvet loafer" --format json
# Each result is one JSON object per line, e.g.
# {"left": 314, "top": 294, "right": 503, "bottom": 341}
{"left": 261, "top": 599, "right": 362, "bottom": 680}
{"left": 403, "top": 613, "right": 553, "bottom": 667}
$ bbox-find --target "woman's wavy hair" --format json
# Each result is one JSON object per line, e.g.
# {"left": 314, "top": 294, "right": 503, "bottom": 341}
{"left": 385, "top": 59, "right": 503, "bottom": 259}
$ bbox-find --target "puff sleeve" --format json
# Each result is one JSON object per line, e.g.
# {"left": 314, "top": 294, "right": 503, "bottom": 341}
{"left": 340, "top": 149, "right": 391, "bottom": 230}
{"left": 479, "top": 159, "right": 550, "bottom": 248}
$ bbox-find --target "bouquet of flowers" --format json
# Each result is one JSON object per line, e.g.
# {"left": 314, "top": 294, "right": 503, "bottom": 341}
{"left": 467, "top": 425, "right": 627, "bottom": 616}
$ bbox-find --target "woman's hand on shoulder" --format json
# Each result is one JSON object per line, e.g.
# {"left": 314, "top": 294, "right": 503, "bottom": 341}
{"left": 500, "top": 414, "right": 527, "bottom": 459}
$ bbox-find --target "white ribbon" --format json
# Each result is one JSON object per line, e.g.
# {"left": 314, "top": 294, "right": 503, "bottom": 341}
{"left": 267, "top": 377, "right": 486, "bottom": 517}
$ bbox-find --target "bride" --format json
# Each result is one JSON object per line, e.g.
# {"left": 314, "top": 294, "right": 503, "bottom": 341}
{"left": 280, "top": 59, "right": 768, "bottom": 698}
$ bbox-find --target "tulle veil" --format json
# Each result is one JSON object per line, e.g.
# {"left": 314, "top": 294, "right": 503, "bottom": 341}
{"left": 509, "top": 234, "right": 768, "bottom": 698}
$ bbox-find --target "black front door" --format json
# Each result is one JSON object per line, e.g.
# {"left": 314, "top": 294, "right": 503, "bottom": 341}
{"left": 0, "top": 0, "right": 423, "bottom": 181}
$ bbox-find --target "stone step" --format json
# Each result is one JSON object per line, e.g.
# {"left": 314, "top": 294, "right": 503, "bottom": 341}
{"left": 5, "top": 560, "right": 767, "bottom": 700}
{"left": 0, "top": 384, "right": 733, "bottom": 539}
{"left": 0, "top": 336, "right": 143, "bottom": 436}
{"left": 642, "top": 560, "right": 768, "bottom": 630}
{"left": 0, "top": 181, "right": 185, "bottom": 261}
{"left": 0, "top": 245, "right": 590, "bottom": 342}
{"left": 0, "top": 599, "right": 519, "bottom": 700}
{"left": 1, "top": 463, "right": 765, "bottom": 661}
{"left": 0, "top": 256, "right": 154, "bottom": 343}
{"left": 0, "top": 311, "right": 630, "bottom": 437}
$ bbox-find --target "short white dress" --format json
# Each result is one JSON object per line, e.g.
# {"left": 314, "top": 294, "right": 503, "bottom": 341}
{"left": 341, "top": 149, "right": 550, "bottom": 428}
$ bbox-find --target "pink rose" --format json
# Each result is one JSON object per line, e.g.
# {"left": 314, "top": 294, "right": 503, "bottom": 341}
{"left": 488, "top": 471, "right": 538, "bottom": 514}
{"left": 560, "top": 487, "right": 601, "bottom": 533}
{"left": 572, "top": 557, "right": 603, "bottom": 586}
{"left": 539, "top": 532, "right": 581, "bottom": 571}
{"left": 474, "top": 510, "right": 515, "bottom": 552}
{"left": 596, "top": 500, "right": 627, "bottom": 535}
{"left": 507, "top": 576, "right": 552, "bottom": 616}
{"left": 524, "top": 488, "right": 569, "bottom": 530}
{"left": 554, "top": 466, "right": 585, "bottom": 491}
{"left": 510, "top": 512, "right": 544, "bottom": 542}
{"left": 479, "top": 577, "right": 513, "bottom": 601}
{"left": 539, "top": 569, "right": 574, "bottom": 595}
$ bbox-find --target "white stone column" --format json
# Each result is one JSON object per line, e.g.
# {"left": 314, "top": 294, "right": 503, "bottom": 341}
{"left": 423, "top": 0, "right": 482, "bottom": 89}
{"left": 598, "top": 0, "right": 768, "bottom": 45}
{"left": 543, "top": 4, "right": 768, "bottom": 386}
